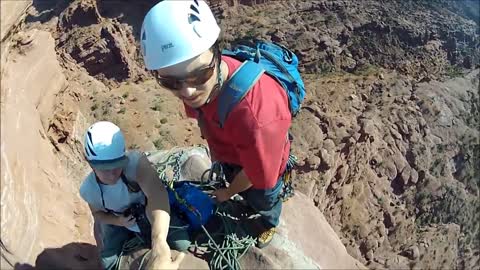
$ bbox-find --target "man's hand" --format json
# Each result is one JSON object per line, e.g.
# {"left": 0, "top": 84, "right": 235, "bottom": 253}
{"left": 213, "top": 170, "right": 252, "bottom": 203}
{"left": 213, "top": 188, "right": 233, "bottom": 203}
{"left": 115, "top": 215, "right": 136, "bottom": 228}
{"left": 145, "top": 248, "right": 185, "bottom": 270}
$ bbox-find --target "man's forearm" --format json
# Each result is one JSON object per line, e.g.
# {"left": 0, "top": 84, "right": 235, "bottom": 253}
{"left": 135, "top": 154, "right": 176, "bottom": 256}
{"left": 228, "top": 169, "right": 253, "bottom": 196}
{"left": 147, "top": 204, "right": 171, "bottom": 254}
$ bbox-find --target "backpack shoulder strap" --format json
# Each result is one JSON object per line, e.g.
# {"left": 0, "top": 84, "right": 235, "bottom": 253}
{"left": 217, "top": 60, "right": 265, "bottom": 128}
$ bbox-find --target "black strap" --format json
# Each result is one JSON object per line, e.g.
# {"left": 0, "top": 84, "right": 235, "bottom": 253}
{"left": 195, "top": 108, "right": 208, "bottom": 140}
{"left": 95, "top": 172, "right": 141, "bottom": 214}
{"left": 95, "top": 175, "right": 123, "bottom": 215}
{"left": 120, "top": 173, "right": 141, "bottom": 193}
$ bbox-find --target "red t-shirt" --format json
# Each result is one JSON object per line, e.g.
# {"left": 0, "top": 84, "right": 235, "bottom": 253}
{"left": 184, "top": 56, "right": 291, "bottom": 189}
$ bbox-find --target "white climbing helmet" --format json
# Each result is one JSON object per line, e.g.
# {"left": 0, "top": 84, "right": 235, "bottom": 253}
{"left": 84, "top": 121, "right": 128, "bottom": 170}
{"left": 140, "top": 0, "right": 221, "bottom": 70}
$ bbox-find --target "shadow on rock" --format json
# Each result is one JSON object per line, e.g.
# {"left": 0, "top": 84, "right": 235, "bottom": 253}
{"left": 13, "top": 242, "right": 102, "bottom": 270}
{"left": 95, "top": 0, "right": 158, "bottom": 41}
{"left": 27, "top": 0, "right": 71, "bottom": 24}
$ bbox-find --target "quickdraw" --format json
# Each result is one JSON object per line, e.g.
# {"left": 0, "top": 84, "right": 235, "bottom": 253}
{"left": 279, "top": 153, "right": 297, "bottom": 202}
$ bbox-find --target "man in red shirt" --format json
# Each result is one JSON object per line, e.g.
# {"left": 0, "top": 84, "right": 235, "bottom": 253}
{"left": 140, "top": 0, "right": 291, "bottom": 247}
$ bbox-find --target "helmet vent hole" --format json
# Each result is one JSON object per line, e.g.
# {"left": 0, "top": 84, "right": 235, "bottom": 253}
{"left": 87, "top": 131, "right": 93, "bottom": 143}
{"left": 86, "top": 131, "right": 97, "bottom": 156}
{"left": 86, "top": 144, "right": 97, "bottom": 157}
{"left": 193, "top": 0, "right": 199, "bottom": 7}
{"left": 190, "top": 4, "right": 200, "bottom": 15}
{"left": 87, "top": 144, "right": 97, "bottom": 156}
{"left": 188, "top": 13, "right": 201, "bottom": 24}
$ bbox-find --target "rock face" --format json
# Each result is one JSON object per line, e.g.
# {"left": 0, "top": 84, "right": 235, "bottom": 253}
{"left": 55, "top": 0, "right": 154, "bottom": 86}
{"left": 217, "top": 0, "right": 479, "bottom": 79}
{"left": 0, "top": 0, "right": 31, "bottom": 41}
{"left": 0, "top": 29, "right": 92, "bottom": 266}
{"left": 271, "top": 193, "right": 364, "bottom": 269}
{"left": 290, "top": 71, "right": 479, "bottom": 268}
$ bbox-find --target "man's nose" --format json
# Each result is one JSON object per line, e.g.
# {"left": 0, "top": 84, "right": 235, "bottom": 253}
{"left": 179, "top": 87, "right": 196, "bottom": 98}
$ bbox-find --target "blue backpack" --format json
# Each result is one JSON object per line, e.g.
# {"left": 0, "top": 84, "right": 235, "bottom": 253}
{"left": 167, "top": 181, "right": 215, "bottom": 232}
{"left": 218, "top": 41, "right": 306, "bottom": 128}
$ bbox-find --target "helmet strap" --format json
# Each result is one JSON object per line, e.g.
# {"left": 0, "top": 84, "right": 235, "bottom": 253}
{"left": 94, "top": 171, "right": 108, "bottom": 185}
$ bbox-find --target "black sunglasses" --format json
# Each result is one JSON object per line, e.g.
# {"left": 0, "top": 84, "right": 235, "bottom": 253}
{"left": 154, "top": 50, "right": 218, "bottom": 91}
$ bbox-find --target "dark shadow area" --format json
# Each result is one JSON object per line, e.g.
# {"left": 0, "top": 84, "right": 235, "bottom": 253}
{"left": 1, "top": 239, "right": 15, "bottom": 268}
{"left": 95, "top": 0, "right": 159, "bottom": 42}
{"left": 10, "top": 242, "right": 102, "bottom": 270}
{"left": 28, "top": 0, "right": 159, "bottom": 42}
{"left": 391, "top": 174, "right": 406, "bottom": 195}
{"left": 27, "top": 0, "right": 71, "bottom": 24}
{"left": 189, "top": 200, "right": 261, "bottom": 263}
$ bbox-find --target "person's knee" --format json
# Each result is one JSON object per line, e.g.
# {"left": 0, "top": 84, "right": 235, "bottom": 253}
{"left": 101, "top": 255, "right": 118, "bottom": 270}
{"left": 246, "top": 181, "right": 283, "bottom": 210}
{"left": 246, "top": 192, "right": 278, "bottom": 211}
{"left": 167, "top": 226, "right": 191, "bottom": 252}
{"left": 168, "top": 239, "right": 191, "bottom": 252}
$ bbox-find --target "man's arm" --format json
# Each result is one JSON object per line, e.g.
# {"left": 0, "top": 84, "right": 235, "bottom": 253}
{"left": 135, "top": 154, "right": 171, "bottom": 257}
{"left": 228, "top": 169, "right": 252, "bottom": 194}
{"left": 213, "top": 169, "right": 252, "bottom": 202}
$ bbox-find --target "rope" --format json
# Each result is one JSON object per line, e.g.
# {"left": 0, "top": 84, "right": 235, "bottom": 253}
{"left": 138, "top": 250, "right": 151, "bottom": 270}
{"left": 113, "top": 235, "right": 147, "bottom": 270}
{"left": 193, "top": 203, "right": 257, "bottom": 270}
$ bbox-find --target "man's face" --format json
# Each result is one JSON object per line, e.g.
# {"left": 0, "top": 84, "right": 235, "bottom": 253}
{"left": 153, "top": 49, "right": 219, "bottom": 108}
{"left": 93, "top": 167, "right": 123, "bottom": 185}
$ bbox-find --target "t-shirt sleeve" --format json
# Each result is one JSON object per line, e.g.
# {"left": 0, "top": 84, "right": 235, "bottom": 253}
{"left": 79, "top": 173, "right": 103, "bottom": 210}
{"left": 236, "top": 120, "right": 290, "bottom": 189}
{"left": 183, "top": 103, "right": 198, "bottom": 118}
